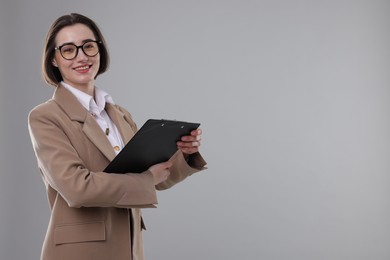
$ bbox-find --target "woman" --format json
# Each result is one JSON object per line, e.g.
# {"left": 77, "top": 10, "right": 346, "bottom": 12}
{"left": 28, "top": 13, "right": 206, "bottom": 260}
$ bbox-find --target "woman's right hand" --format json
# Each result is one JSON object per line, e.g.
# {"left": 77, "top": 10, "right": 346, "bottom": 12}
{"left": 148, "top": 161, "right": 172, "bottom": 185}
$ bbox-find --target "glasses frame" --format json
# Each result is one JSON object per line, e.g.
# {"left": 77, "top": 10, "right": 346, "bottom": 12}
{"left": 54, "top": 40, "right": 102, "bottom": 60}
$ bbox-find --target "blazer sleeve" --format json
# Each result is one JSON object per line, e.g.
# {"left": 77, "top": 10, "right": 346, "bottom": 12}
{"left": 28, "top": 104, "right": 157, "bottom": 209}
{"left": 155, "top": 151, "right": 207, "bottom": 190}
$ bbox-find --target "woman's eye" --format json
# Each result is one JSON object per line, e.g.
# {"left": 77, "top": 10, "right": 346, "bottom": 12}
{"left": 84, "top": 43, "right": 95, "bottom": 50}
{"left": 62, "top": 47, "right": 75, "bottom": 53}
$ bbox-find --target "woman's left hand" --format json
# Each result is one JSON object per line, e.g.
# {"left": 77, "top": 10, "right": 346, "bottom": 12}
{"left": 177, "top": 129, "right": 202, "bottom": 155}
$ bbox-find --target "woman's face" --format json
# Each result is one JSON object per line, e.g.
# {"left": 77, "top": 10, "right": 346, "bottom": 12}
{"left": 53, "top": 23, "right": 100, "bottom": 92}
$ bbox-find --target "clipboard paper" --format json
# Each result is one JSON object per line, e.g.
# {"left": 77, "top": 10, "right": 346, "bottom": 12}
{"left": 104, "top": 119, "right": 200, "bottom": 174}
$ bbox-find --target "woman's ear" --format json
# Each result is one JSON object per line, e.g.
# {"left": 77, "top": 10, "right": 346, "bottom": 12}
{"left": 52, "top": 59, "right": 58, "bottom": 67}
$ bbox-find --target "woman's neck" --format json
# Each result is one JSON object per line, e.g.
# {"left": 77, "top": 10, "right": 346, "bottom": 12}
{"left": 64, "top": 81, "right": 95, "bottom": 97}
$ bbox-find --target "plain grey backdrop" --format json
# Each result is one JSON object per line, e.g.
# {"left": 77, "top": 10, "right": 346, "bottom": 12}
{"left": 1, "top": 0, "right": 390, "bottom": 259}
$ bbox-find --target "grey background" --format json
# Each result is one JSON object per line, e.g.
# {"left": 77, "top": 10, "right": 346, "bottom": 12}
{"left": 1, "top": 0, "right": 390, "bottom": 259}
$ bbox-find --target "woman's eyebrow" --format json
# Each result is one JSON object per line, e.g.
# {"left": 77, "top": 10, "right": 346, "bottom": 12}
{"left": 58, "top": 38, "right": 96, "bottom": 46}
{"left": 81, "top": 38, "right": 96, "bottom": 43}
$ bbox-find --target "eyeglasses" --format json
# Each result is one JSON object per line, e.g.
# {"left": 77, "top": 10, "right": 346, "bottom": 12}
{"left": 54, "top": 40, "right": 101, "bottom": 60}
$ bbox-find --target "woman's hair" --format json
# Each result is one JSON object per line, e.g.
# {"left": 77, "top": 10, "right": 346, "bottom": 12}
{"left": 42, "top": 13, "right": 110, "bottom": 86}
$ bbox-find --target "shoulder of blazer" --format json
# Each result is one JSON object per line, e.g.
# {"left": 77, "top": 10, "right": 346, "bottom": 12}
{"left": 29, "top": 97, "right": 83, "bottom": 123}
{"left": 28, "top": 98, "right": 61, "bottom": 123}
{"left": 28, "top": 88, "right": 89, "bottom": 133}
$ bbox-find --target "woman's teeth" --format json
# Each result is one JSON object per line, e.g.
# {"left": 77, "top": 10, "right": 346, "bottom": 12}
{"left": 75, "top": 65, "right": 90, "bottom": 70}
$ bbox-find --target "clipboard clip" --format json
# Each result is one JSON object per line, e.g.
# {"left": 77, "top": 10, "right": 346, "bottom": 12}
{"left": 160, "top": 119, "right": 186, "bottom": 128}
{"left": 160, "top": 118, "right": 177, "bottom": 127}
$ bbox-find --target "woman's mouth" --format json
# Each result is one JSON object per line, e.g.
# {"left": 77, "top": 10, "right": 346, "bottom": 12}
{"left": 74, "top": 65, "right": 91, "bottom": 73}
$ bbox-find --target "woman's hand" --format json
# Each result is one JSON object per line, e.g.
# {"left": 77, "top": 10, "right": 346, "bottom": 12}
{"left": 177, "top": 128, "right": 202, "bottom": 155}
{"left": 148, "top": 161, "right": 172, "bottom": 185}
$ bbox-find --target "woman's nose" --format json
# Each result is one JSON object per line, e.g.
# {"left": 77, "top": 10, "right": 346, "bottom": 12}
{"left": 75, "top": 47, "right": 88, "bottom": 61}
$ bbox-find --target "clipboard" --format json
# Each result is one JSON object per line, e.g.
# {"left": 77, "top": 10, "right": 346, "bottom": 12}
{"left": 104, "top": 119, "right": 200, "bottom": 174}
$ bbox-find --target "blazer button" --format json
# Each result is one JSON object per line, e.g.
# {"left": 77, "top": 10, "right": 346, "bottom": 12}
{"left": 113, "top": 146, "right": 120, "bottom": 151}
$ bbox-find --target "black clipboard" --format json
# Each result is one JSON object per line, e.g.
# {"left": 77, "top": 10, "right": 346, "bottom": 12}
{"left": 104, "top": 119, "right": 200, "bottom": 174}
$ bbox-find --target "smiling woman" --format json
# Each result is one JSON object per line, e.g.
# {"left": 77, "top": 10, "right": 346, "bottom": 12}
{"left": 51, "top": 24, "right": 101, "bottom": 96}
{"left": 41, "top": 14, "right": 110, "bottom": 90}
{"left": 28, "top": 13, "right": 207, "bottom": 260}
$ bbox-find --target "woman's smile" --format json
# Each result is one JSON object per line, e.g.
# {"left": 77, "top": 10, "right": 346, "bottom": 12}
{"left": 73, "top": 64, "right": 92, "bottom": 73}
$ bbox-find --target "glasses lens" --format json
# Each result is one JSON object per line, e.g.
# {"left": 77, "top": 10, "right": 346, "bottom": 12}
{"left": 60, "top": 44, "right": 77, "bottom": 60}
{"left": 82, "top": 41, "right": 99, "bottom": 57}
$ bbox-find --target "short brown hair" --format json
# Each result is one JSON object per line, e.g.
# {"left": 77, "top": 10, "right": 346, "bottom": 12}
{"left": 42, "top": 13, "right": 110, "bottom": 86}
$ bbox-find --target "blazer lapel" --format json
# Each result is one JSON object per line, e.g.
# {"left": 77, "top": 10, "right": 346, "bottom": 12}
{"left": 105, "top": 103, "right": 134, "bottom": 144}
{"left": 53, "top": 85, "right": 116, "bottom": 162}
{"left": 83, "top": 115, "right": 116, "bottom": 161}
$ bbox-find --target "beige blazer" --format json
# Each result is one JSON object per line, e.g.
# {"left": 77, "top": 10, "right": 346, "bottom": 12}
{"left": 28, "top": 85, "right": 206, "bottom": 260}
